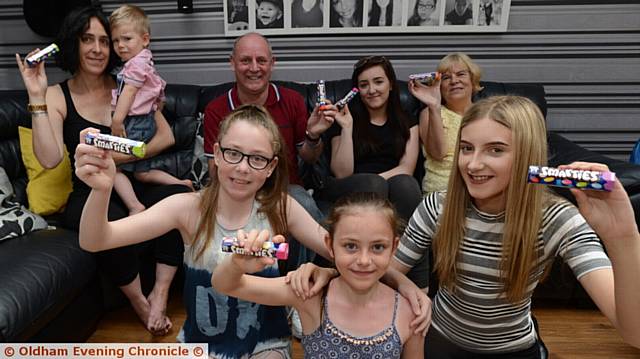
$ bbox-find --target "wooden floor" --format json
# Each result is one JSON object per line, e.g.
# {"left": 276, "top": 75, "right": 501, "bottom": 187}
{"left": 88, "top": 291, "right": 640, "bottom": 358}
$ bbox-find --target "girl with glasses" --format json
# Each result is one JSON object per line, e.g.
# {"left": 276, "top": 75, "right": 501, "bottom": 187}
{"left": 75, "top": 104, "right": 429, "bottom": 358}
{"left": 316, "top": 56, "right": 422, "bottom": 223}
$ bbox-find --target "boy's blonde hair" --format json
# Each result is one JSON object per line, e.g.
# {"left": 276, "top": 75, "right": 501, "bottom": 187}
{"left": 433, "top": 95, "right": 549, "bottom": 303}
{"left": 109, "top": 4, "right": 150, "bottom": 35}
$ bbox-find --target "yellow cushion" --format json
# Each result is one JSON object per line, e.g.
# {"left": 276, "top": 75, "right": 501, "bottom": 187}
{"left": 18, "top": 126, "right": 72, "bottom": 215}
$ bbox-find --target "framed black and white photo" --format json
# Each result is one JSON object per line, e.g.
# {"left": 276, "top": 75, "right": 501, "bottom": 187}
{"left": 329, "top": 0, "right": 364, "bottom": 28}
{"left": 406, "top": 0, "right": 441, "bottom": 27}
{"left": 443, "top": 0, "right": 473, "bottom": 26}
{"left": 224, "top": 0, "right": 510, "bottom": 35}
{"left": 227, "top": 0, "right": 250, "bottom": 32}
{"left": 291, "top": 0, "right": 324, "bottom": 28}
{"left": 256, "top": 0, "right": 285, "bottom": 29}
{"left": 477, "top": 0, "right": 504, "bottom": 26}
{"left": 366, "top": 0, "right": 403, "bottom": 27}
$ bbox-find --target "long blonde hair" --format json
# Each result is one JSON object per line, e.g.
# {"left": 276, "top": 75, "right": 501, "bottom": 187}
{"left": 192, "top": 105, "right": 289, "bottom": 261}
{"left": 433, "top": 95, "right": 548, "bottom": 303}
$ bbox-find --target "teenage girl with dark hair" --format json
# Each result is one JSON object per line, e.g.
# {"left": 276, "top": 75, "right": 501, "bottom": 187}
{"left": 316, "top": 56, "right": 422, "bottom": 222}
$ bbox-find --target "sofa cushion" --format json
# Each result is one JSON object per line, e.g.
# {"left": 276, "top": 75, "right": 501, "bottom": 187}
{"left": 18, "top": 127, "right": 72, "bottom": 215}
{"left": 0, "top": 228, "right": 96, "bottom": 341}
{"left": 188, "top": 112, "right": 209, "bottom": 190}
{"left": 0, "top": 167, "right": 47, "bottom": 241}
{"left": 142, "top": 84, "right": 202, "bottom": 180}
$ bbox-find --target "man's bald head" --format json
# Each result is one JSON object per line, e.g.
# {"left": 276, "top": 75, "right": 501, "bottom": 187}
{"left": 231, "top": 32, "right": 273, "bottom": 58}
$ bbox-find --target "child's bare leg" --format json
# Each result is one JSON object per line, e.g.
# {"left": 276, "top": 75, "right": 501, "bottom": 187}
{"left": 135, "top": 170, "right": 194, "bottom": 190}
{"left": 119, "top": 275, "right": 168, "bottom": 336}
{"left": 114, "top": 171, "right": 146, "bottom": 215}
{"left": 147, "top": 263, "right": 176, "bottom": 334}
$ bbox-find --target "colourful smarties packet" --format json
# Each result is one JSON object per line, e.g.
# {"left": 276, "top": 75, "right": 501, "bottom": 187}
{"left": 527, "top": 165, "right": 616, "bottom": 191}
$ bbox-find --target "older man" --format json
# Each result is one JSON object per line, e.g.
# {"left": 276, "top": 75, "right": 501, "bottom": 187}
{"left": 203, "top": 32, "right": 334, "bottom": 271}
{"left": 204, "top": 32, "right": 333, "bottom": 186}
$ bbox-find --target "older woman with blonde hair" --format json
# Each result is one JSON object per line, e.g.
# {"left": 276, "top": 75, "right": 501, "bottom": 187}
{"left": 409, "top": 52, "right": 483, "bottom": 194}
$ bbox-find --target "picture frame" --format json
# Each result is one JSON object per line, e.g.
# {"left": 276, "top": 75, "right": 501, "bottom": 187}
{"left": 224, "top": 0, "right": 511, "bottom": 35}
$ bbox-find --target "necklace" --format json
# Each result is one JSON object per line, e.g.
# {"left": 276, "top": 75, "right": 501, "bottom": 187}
{"left": 324, "top": 321, "right": 394, "bottom": 346}
{"left": 323, "top": 280, "right": 395, "bottom": 346}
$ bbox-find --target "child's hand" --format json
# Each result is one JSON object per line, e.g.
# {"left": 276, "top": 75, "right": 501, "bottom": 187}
{"left": 111, "top": 122, "right": 127, "bottom": 138}
{"left": 231, "top": 229, "right": 284, "bottom": 273}
{"left": 285, "top": 262, "right": 338, "bottom": 300}
{"left": 75, "top": 128, "right": 115, "bottom": 191}
{"left": 398, "top": 283, "right": 432, "bottom": 337}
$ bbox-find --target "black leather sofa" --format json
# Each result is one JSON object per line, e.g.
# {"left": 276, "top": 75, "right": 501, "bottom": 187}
{"left": 1, "top": 79, "right": 638, "bottom": 341}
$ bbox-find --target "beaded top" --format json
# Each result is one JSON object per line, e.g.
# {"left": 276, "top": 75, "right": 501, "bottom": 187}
{"left": 301, "top": 283, "right": 403, "bottom": 358}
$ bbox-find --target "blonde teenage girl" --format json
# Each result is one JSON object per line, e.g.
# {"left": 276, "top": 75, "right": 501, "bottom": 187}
{"left": 394, "top": 96, "right": 640, "bottom": 357}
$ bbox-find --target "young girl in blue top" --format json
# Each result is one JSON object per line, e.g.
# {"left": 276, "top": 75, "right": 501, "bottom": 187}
{"left": 213, "top": 192, "right": 424, "bottom": 358}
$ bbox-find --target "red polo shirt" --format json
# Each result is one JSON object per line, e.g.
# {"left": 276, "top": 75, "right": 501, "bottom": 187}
{"left": 203, "top": 83, "right": 308, "bottom": 184}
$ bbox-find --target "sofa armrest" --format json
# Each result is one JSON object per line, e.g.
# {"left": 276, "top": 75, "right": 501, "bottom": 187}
{"left": 547, "top": 131, "right": 640, "bottom": 225}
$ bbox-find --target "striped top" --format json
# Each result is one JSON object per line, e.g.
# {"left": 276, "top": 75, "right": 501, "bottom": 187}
{"left": 395, "top": 192, "right": 611, "bottom": 353}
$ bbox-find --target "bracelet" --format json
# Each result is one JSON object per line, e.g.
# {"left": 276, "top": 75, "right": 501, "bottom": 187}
{"left": 31, "top": 110, "right": 48, "bottom": 117}
{"left": 305, "top": 130, "right": 321, "bottom": 144}
{"left": 27, "top": 103, "right": 47, "bottom": 113}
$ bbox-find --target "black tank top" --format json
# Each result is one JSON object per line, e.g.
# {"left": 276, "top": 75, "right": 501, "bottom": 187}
{"left": 60, "top": 80, "right": 111, "bottom": 193}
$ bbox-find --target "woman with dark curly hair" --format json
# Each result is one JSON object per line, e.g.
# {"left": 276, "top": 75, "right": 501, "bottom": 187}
{"left": 16, "top": 6, "right": 190, "bottom": 336}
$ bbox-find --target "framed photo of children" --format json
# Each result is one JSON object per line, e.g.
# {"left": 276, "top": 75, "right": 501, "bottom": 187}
{"left": 224, "top": 0, "right": 510, "bottom": 35}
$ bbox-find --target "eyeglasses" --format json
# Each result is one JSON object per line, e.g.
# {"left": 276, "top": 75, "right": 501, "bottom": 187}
{"left": 219, "top": 146, "right": 274, "bottom": 170}
{"left": 417, "top": 2, "right": 435, "bottom": 10}
{"left": 354, "top": 55, "right": 389, "bottom": 70}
